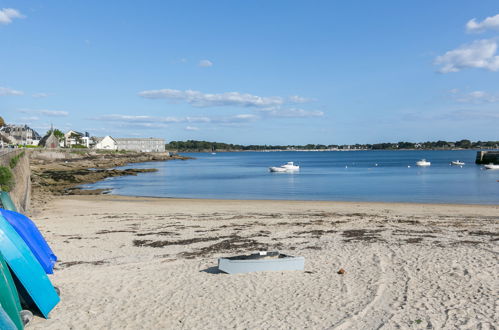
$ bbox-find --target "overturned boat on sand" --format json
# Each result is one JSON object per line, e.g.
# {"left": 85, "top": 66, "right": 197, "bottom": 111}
{"left": 218, "top": 251, "right": 305, "bottom": 274}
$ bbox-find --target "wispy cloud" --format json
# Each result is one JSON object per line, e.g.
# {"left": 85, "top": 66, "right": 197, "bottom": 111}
{"left": 138, "top": 88, "right": 310, "bottom": 108}
{"left": 18, "top": 109, "right": 69, "bottom": 117}
{"left": 185, "top": 126, "right": 199, "bottom": 131}
{"left": 93, "top": 114, "right": 183, "bottom": 123}
{"left": 404, "top": 109, "right": 499, "bottom": 121}
{"left": 32, "top": 92, "right": 50, "bottom": 98}
{"left": 434, "top": 39, "right": 499, "bottom": 73}
{"left": 258, "top": 106, "right": 324, "bottom": 118}
{"left": 288, "top": 95, "right": 311, "bottom": 103}
{"left": 19, "top": 116, "right": 40, "bottom": 122}
{"left": 198, "top": 59, "right": 213, "bottom": 67}
{"left": 0, "top": 8, "right": 25, "bottom": 25}
{"left": 0, "top": 86, "right": 23, "bottom": 96}
{"left": 40, "top": 110, "right": 69, "bottom": 117}
{"left": 466, "top": 14, "right": 499, "bottom": 33}
{"left": 91, "top": 113, "right": 258, "bottom": 128}
{"left": 453, "top": 90, "right": 499, "bottom": 103}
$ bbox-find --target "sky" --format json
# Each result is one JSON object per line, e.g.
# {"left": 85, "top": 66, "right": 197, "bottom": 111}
{"left": 1, "top": 1, "right": 498, "bottom": 145}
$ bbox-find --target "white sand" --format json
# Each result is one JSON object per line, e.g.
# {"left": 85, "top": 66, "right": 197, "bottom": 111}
{"left": 29, "top": 196, "right": 498, "bottom": 329}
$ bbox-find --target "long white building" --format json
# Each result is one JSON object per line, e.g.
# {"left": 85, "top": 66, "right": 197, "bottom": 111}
{"left": 114, "top": 138, "right": 165, "bottom": 152}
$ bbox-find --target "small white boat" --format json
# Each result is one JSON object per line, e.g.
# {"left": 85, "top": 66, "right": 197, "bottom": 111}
{"left": 451, "top": 160, "right": 465, "bottom": 166}
{"left": 484, "top": 164, "right": 499, "bottom": 170}
{"left": 416, "top": 159, "right": 431, "bottom": 167}
{"left": 269, "top": 162, "right": 300, "bottom": 172}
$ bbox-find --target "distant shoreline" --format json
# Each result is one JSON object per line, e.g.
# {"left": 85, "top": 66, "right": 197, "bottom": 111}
{"left": 174, "top": 148, "right": 499, "bottom": 153}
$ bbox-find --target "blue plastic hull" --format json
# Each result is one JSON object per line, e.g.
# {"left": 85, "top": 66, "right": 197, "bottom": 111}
{"left": 0, "top": 209, "right": 57, "bottom": 274}
{"left": 0, "top": 215, "right": 59, "bottom": 318}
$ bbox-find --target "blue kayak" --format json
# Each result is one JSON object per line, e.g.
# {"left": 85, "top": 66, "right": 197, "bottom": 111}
{"left": 0, "top": 209, "right": 57, "bottom": 274}
{"left": 0, "top": 215, "right": 59, "bottom": 318}
{"left": 0, "top": 306, "right": 17, "bottom": 330}
{"left": 0, "top": 192, "right": 17, "bottom": 212}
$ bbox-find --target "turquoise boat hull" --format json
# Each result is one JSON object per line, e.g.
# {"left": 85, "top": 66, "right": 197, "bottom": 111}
{"left": 0, "top": 209, "right": 57, "bottom": 274}
{"left": 0, "top": 306, "right": 17, "bottom": 330}
{"left": 0, "top": 192, "right": 16, "bottom": 212}
{"left": 0, "top": 252, "right": 23, "bottom": 330}
{"left": 0, "top": 215, "right": 59, "bottom": 318}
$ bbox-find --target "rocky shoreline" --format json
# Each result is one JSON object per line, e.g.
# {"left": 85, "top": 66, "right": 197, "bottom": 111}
{"left": 29, "top": 151, "right": 191, "bottom": 211}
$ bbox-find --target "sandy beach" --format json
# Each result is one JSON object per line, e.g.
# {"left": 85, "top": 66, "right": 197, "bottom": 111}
{"left": 25, "top": 195, "right": 498, "bottom": 329}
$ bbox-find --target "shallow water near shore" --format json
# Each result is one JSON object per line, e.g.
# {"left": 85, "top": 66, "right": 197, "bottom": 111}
{"left": 82, "top": 150, "right": 499, "bottom": 204}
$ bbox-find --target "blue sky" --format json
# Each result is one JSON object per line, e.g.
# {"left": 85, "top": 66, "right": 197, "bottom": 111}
{"left": 1, "top": 1, "right": 498, "bottom": 145}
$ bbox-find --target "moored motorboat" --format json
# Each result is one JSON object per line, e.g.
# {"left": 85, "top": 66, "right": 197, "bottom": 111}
{"left": 483, "top": 163, "right": 499, "bottom": 170}
{"left": 451, "top": 160, "right": 465, "bottom": 166}
{"left": 269, "top": 162, "right": 300, "bottom": 172}
{"left": 416, "top": 159, "right": 431, "bottom": 167}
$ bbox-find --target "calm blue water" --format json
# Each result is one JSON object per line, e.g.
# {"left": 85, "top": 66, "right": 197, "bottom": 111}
{"left": 83, "top": 150, "right": 499, "bottom": 204}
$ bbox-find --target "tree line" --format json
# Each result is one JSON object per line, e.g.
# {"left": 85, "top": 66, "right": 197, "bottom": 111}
{"left": 166, "top": 139, "right": 499, "bottom": 152}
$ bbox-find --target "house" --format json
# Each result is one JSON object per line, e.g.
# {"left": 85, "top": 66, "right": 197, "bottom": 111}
{"left": 93, "top": 136, "right": 117, "bottom": 150}
{"left": 64, "top": 130, "right": 91, "bottom": 148}
{"left": 0, "top": 125, "right": 41, "bottom": 145}
{"left": 38, "top": 131, "right": 60, "bottom": 149}
{"left": 64, "top": 130, "right": 82, "bottom": 147}
{"left": 114, "top": 138, "right": 165, "bottom": 152}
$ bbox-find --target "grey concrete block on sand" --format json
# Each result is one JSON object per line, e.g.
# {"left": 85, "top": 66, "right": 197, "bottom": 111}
{"left": 218, "top": 251, "right": 305, "bottom": 274}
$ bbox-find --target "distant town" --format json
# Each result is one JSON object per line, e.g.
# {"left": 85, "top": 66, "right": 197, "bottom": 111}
{"left": 0, "top": 118, "right": 497, "bottom": 153}
{"left": 0, "top": 119, "right": 165, "bottom": 153}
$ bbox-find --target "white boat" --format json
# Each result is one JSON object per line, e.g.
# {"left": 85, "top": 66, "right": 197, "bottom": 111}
{"left": 269, "top": 162, "right": 300, "bottom": 172}
{"left": 416, "top": 159, "right": 431, "bottom": 167}
{"left": 451, "top": 160, "right": 465, "bottom": 166}
{"left": 484, "top": 164, "right": 499, "bottom": 170}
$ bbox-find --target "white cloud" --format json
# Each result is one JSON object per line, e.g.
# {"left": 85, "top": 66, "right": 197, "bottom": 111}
{"left": 0, "top": 86, "right": 23, "bottom": 96}
{"left": 258, "top": 106, "right": 324, "bottom": 118}
{"left": 198, "top": 60, "right": 213, "bottom": 67}
{"left": 32, "top": 93, "right": 49, "bottom": 98}
{"left": 455, "top": 90, "right": 499, "bottom": 103}
{"left": 466, "top": 14, "right": 499, "bottom": 33}
{"left": 288, "top": 95, "right": 310, "bottom": 103}
{"left": 40, "top": 110, "right": 69, "bottom": 117}
{"left": 18, "top": 109, "right": 69, "bottom": 117}
{"left": 0, "top": 8, "right": 25, "bottom": 25}
{"left": 185, "top": 126, "right": 199, "bottom": 131}
{"left": 19, "top": 116, "right": 40, "bottom": 122}
{"left": 434, "top": 39, "right": 499, "bottom": 73}
{"left": 92, "top": 113, "right": 259, "bottom": 127}
{"left": 93, "top": 114, "right": 183, "bottom": 123}
{"left": 138, "top": 88, "right": 310, "bottom": 108}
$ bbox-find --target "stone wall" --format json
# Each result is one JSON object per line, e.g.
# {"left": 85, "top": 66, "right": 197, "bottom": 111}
{"left": 0, "top": 149, "right": 31, "bottom": 213}
{"left": 475, "top": 151, "right": 499, "bottom": 165}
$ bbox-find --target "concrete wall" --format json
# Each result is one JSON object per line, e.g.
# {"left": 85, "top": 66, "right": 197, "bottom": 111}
{"left": 0, "top": 149, "right": 31, "bottom": 213}
{"left": 475, "top": 151, "right": 499, "bottom": 164}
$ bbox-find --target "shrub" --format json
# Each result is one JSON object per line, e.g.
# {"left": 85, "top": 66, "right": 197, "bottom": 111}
{"left": 0, "top": 166, "right": 14, "bottom": 191}
{"left": 9, "top": 151, "right": 25, "bottom": 169}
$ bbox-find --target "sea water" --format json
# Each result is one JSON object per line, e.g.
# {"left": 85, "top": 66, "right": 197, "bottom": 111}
{"left": 83, "top": 150, "right": 499, "bottom": 204}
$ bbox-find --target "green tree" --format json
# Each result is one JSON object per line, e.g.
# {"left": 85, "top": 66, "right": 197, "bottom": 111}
{"left": 455, "top": 139, "right": 472, "bottom": 149}
{"left": 46, "top": 128, "right": 64, "bottom": 141}
{"left": 0, "top": 116, "right": 5, "bottom": 127}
